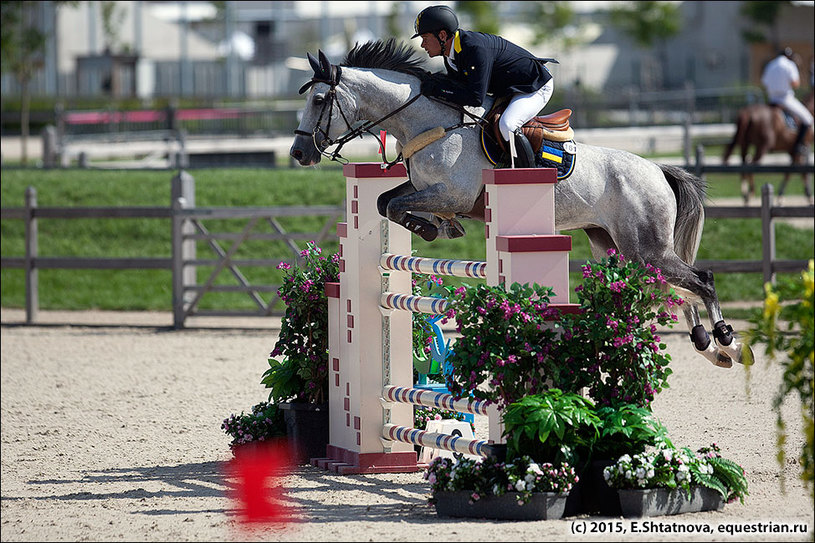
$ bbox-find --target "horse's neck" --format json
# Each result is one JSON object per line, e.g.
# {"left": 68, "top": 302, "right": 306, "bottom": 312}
{"left": 347, "top": 69, "right": 455, "bottom": 144}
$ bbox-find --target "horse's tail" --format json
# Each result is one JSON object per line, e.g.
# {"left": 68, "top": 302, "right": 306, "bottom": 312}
{"left": 658, "top": 164, "right": 707, "bottom": 264}
{"left": 722, "top": 110, "right": 749, "bottom": 164}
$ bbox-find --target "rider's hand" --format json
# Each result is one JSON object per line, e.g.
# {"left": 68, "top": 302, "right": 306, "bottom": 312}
{"left": 420, "top": 79, "right": 443, "bottom": 98}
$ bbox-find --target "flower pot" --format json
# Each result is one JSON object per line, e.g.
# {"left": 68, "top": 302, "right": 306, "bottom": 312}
{"left": 563, "top": 459, "right": 620, "bottom": 517}
{"left": 617, "top": 486, "right": 725, "bottom": 518}
{"left": 433, "top": 491, "right": 568, "bottom": 521}
{"left": 278, "top": 402, "right": 329, "bottom": 465}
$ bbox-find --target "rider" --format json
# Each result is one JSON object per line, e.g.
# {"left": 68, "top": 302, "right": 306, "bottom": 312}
{"left": 760, "top": 47, "right": 813, "bottom": 156}
{"left": 411, "top": 5, "right": 556, "bottom": 168}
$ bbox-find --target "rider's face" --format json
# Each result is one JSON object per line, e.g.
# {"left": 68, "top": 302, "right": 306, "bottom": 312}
{"left": 419, "top": 31, "right": 447, "bottom": 57}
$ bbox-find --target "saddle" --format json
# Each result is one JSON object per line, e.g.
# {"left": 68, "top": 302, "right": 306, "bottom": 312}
{"left": 769, "top": 103, "right": 799, "bottom": 131}
{"left": 485, "top": 96, "right": 575, "bottom": 156}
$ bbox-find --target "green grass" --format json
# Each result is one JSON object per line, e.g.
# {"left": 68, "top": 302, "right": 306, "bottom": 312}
{"left": 1, "top": 165, "right": 812, "bottom": 312}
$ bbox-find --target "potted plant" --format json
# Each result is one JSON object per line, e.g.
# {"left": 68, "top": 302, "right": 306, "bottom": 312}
{"left": 256, "top": 241, "right": 339, "bottom": 464}
{"left": 221, "top": 400, "right": 288, "bottom": 454}
{"left": 425, "top": 455, "right": 579, "bottom": 520}
{"left": 603, "top": 443, "right": 749, "bottom": 517}
{"left": 437, "top": 250, "right": 730, "bottom": 517}
{"left": 745, "top": 259, "right": 813, "bottom": 502}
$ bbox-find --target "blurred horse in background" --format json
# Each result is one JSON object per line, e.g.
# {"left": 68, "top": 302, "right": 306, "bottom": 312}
{"left": 722, "top": 91, "right": 814, "bottom": 205}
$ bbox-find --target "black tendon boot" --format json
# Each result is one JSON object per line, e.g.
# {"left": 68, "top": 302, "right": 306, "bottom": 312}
{"left": 793, "top": 124, "right": 810, "bottom": 156}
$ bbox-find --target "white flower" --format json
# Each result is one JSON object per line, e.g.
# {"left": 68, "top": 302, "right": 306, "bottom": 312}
{"left": 662, "top": 449, "right": 673, "bottom": 461}
{"left": 635, "top": 467, "right": 647, "bottom": 481}
{"left": 525, "top": 473, "right": 536, "bottom": 484}
{"left": 619, "top": 454, "right": 632, "bottom": 464}
{"left": 528, "top": 463, "right": 543, "bottom": 475}
{"left": 515, "top": 479, "right": 526, "bottom": 492}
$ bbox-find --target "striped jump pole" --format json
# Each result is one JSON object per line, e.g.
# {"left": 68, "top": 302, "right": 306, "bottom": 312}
{"left": 382, "top": 423, "right": 494, "bottom": 457}
{"left": 380, "top": 253, "right": 487, "bottom": 279}
{"left": 380, "top": 293, "right": 450, "bottom": 315}
{"left": 382, "top": 385, "right": 491, "bottom": 416}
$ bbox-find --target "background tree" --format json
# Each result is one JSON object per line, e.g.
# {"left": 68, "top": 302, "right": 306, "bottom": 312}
{"left": 1, "top": 1, "right": 46, "bottom": 165}
{"left": 608, "top": 1, "right": 682, "bottom": 90}
{"left": 740, "top": 0, "right": 785, "bottom": 48}
{"left": 454, "top": 1, "right": 499, "bottom": 35}
{"left": 100, "top": 1, "right": 128, "bottom": 53}
{"left": 1, "top": 1, "right": 76, "bottom": 165}
{"left": 525, "top": 1, "right": 576, "bottom": 48}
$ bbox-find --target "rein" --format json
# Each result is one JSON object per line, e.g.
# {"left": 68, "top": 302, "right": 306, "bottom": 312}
{"left": 298, "top": 68, "right": 486, "bottom": 167}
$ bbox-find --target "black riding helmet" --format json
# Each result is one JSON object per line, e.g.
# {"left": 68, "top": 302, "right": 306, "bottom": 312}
{"left": 412, "top": 5, "right": 459, "bottom": 38}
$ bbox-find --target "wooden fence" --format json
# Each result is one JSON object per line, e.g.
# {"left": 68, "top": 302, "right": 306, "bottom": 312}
{"left": 0, "top": 171, "right": 344, "bottom": 328}
{"left": 1, "top": 177, "right": 811, "bottom": 328}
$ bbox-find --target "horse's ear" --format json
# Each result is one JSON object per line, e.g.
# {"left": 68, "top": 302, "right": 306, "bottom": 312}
{"left": 318, "top": 50, "right": 332, "bottom": 75}
{"left": 307, "top": 52, "right": 321, "bottom": 75}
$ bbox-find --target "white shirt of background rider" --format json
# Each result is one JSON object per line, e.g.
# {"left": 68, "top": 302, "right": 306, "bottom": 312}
{"left": 761, "top": 54, "right": 800, "bottom": 103}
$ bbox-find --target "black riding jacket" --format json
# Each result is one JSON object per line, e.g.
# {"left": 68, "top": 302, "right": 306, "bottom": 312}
{"left": 439, "top": 30, "right": 553, "bottom": 107}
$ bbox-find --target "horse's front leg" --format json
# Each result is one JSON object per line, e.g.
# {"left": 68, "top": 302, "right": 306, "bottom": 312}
{"left": 385, "top": 183, "right": 468, "bottom": 242}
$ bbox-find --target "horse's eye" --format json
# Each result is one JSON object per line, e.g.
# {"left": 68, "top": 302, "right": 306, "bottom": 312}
{"left": 313, "top": 95, "right": 325, "bottom": 106}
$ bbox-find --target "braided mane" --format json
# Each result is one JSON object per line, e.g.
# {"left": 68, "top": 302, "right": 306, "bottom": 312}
{"left": 342, "top": 38, "right": 431, "bottom": 80}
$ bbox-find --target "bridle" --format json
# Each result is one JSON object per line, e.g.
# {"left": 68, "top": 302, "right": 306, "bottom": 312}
{"left": 295, "top": 64, "right": 422, "bottom": 165}
{"left": 295, "top": 59, "right": 488, "bottom": 167}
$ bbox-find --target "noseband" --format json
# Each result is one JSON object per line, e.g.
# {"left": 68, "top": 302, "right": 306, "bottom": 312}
{"left": 296, "top": 65, "right": 421, "bottom": 165}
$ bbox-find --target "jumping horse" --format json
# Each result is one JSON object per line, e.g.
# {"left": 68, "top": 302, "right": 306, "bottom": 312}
{"left": 289, "top": 39, "right": 754, "bottom": 369}
{"left": 722, "top": 91, "right": 814, "bottom": 205}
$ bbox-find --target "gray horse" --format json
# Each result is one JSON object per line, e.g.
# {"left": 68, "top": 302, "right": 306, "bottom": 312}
{"left": 289, "top": 39, "right": 753, "bottom": 369}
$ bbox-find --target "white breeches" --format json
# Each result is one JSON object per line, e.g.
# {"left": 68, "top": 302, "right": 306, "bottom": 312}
{"left": 498, "top": 79, "right": 554, "bottom": 142}
{"left": 770, "top": 93, "right": 814, "bottom": 127}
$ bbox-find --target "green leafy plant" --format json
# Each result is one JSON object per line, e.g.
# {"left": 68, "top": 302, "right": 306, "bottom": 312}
{"left": 261, "top": 241, "right": 339, "bottom": 404}
{"left": 554, "top": 249, "right": 681, "bottom": 408}
{"left": 424, "top": 455, "right": 579, "bottom": 506}
{"left": 501, "top": 389, "right": 601, "bottom": 469}
{"left": 746, "top": 259, "right": 814, "bottom": 500}
{"left": 593, "top": 403, "right": 673, "bottom": 460}
{"left": 443, "top": 281, "right": 561, "bottom": 410}
{"left": 443, "top": 250, "right": 681, "bottom": 412}
{"left": 221, "top": 401, "right": 287, "bottom": 449}
{"left": 603, "top": 443, "right": 749, "bottom": 504}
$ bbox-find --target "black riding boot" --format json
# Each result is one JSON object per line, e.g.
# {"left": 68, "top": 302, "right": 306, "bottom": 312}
{"left": 793, "top": 124, "right": 810, "bottom": 156}
{"left": 512, "top": 129, "right": 536, "bottom": 168}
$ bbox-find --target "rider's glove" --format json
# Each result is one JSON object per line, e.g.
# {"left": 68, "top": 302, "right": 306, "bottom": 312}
{"left": 421, "top": 79, "right": 446, "bottom": 98}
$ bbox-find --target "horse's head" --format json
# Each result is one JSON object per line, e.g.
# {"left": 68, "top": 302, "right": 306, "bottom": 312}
{"left": 290, "top": 50, "right": 358, "bottom": 166}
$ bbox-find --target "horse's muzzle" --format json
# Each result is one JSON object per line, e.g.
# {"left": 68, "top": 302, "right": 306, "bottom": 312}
{"left": 289, "top": 133, "right": 322, "bottom": 166}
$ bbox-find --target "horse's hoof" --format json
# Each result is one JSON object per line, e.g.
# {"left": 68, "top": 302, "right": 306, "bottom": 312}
{"left": 438, "top": 219, "right": 466, "bottom": 239}
{"left": 695, "top": 343, "right": 733, "bottom": 368}
{"left": 715, "top": 339, "right": 754, "bottom": 366}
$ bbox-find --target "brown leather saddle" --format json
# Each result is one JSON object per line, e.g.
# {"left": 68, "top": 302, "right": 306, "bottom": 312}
{"left": 485, "top": 97, "right": 575, "bottom": 156}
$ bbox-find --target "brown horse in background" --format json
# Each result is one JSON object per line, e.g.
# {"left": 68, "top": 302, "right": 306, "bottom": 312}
{"left": 722, "top": 91, "right": 814, "bottom": 205}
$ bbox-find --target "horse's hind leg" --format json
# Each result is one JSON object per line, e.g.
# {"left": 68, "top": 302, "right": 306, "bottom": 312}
{"left": 683, "top": 303, "right": 732, "bottom": 368}
{"left": 666, "top": 262, "right": 754, "bottom": 366}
